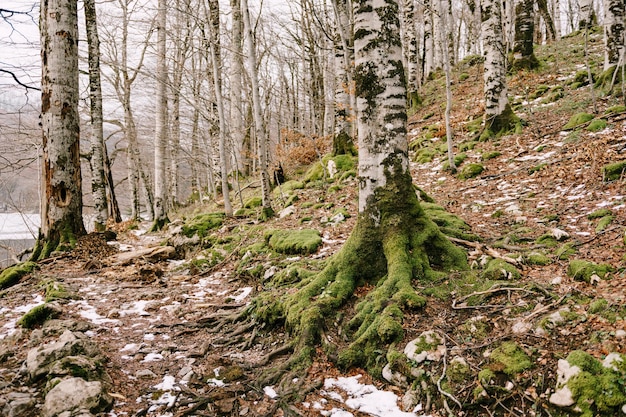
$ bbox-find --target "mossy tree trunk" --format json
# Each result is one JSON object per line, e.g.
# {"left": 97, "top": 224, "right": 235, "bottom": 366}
{"left": 512, "top": 0, "right": 539, "bottom": 71}
{"left": 603, "top": 0, "right": 625, "bottom": 71}
{"left": 480, "top": 0, "right": 518, "bottom": 139}
{"left": 256, "top": 0, "right": 467, "bottom": 376}
{"left": 35, "top": 0, "right": 86, "bottom": 260}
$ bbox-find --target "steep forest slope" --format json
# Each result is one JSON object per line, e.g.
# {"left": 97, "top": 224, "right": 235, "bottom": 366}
{"left": 2, "top": 30, "right": 626, "bottom": 417}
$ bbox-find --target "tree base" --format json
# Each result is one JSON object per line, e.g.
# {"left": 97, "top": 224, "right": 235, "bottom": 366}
{"left": 253, "top": 199, "right": 468, "bottom": 379}
{"left": 479, "top": 104, "right": 521, "bottom": 140}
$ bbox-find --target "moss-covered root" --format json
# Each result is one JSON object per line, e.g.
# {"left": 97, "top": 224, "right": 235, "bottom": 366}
{"left": 31, "top": 225, "right": 82, "bottom": 261}
{"left": 0, "top": 261, "right": 38, "bottom": 290}
{"left": 479, "top": 104, "right": 521, "bottom": 141}
{"left": 338, "top": 219, "right": 467, "bottom": 372}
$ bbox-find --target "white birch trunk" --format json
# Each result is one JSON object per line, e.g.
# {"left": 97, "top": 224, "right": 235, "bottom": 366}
{"left": 230, "top": 0, "right": 247, "bottom": 176}
{"left": 242, "top": 0, "right": 272, "bottom": 215}
{"left": 423, "top": 0, "right": 434, "bottom": 81}
{"left": 206, "top": 0, "right": 233, "bottom": 216}
{"left": 153, "top": 0, "right": 168, "bottom": 225}
{"left": 39, "top": 0, "right": 85, "bottom": 248}
{"left": 354, "top": 0, "right": 409, "bottom": 214}
{"left": 481, "top": 0, "right": 511, "bottom": 130}
{"left": 578, "top": 0, "right": 594, "bottom": 30}
{"left": 604, "top": 0, "right": 625, "bottom": 69}
{"left": 85, "top": 0, "right": 108, "bottom": 231}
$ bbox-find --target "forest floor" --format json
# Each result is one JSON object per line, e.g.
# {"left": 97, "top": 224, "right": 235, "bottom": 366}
{"left": 2, "top": 30, "right": 626, "bottom": 417}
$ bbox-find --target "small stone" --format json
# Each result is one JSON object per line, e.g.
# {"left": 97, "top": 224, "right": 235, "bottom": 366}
{"left": 381, "top": 363, "right": 407, "bottom": 387}
{"left": 43, "top": 377, "right": 112, "bottom": 417}
{"left": 404, "top": 331, "right": 446, "bottom": 363}
{"left": 136, "top": 369, "right": 157, "bottom": 379}
{"left": 616, "top": 330, "right": 626, "bottom": 339}
{"left": 2, "top": 392, "right": 37, "bottom": 417}
{"left": 278, "top": 206, "right": 295, "bottom": 218}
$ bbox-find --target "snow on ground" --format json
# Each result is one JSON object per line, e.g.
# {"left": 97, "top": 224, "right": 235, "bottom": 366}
{"left": 0, "top": 294, "right": 45, "bottom": 339}
{"left": 313, "top": 374, "right": 431, "bottom": 417}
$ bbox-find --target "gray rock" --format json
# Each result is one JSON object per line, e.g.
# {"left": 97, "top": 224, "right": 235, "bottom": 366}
{"left": 2, "top": 392, "right": 38, "bottom": 417}
{"left": 24, "top": 330, "right": 100, "bottom": 381}
{"left": 404, "top": 331, "right": 446, "bottom": 363}
{"left": 278, "top": 206, "right": 296, "bottom": 218}
{"left": 135, "top": 369, "right": 157, "bottom": 379}
{"left": 381, "top": 363, "right": 407, "bottom": 387}
{"left": 43, "top": 377, "right": 112, "bottom": 417}
{"left": 549, "top": 359, "right": 580, "bottom": 407}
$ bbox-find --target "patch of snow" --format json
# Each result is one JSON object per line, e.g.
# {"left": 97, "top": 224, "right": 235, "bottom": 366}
{"left": 323, "top": 375, "right": 428, "bottom": 417}
{"left": 154, "top": 375, "right": 177, "bottom": 391}
{"left": 142, "top": 353, "right": 164, "bottom": 362}
{"left": 119, "top": 300, "right": 154, "bottom": 316}
{"left": 120, "top": 343, "right": 140, "bottom": 353}
{"left": 208, "top": 378, "right": 225, "bottom": 387}
{"left": 230, "top": 287, "right": 253, "bottom": 302}
{"left": 144, "top": 333, "right": 155, "bottom": 341}
{"left": 71, "top": 300, "right": 120, "bottom": 325}
{"left": 263, "top": 386, "right": 278, "bottom": 399}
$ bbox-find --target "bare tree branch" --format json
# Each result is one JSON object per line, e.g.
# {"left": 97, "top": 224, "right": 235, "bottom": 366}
{"left": 0, "top": 69, "right": 40, "bottom": 91}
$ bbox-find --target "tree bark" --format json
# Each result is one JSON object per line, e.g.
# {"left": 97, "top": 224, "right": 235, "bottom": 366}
{"left": 152, "top": 0, "right": 168, "bottom": 229}
{"left": 84, "top": 0, "right": 108, "bottom": 231}
{"left": 604, "top": 0, "right": 625, "bottom": 70}
{"left": 578, "top": 0, "right": 596, "bottom": 31}
{"left": 242, "top": 0, "right": 273, "bottom": 218}
{"left": 481, "top": 0, "right": 517, "bottom": 138}
{"left": 35, "top": 0, "right": 86, "bottom": 259}
{"left": 206, "top": 0, "right": 233, "bottom": 216}
{"left": 512, "top": 0, "right": 539, "bottom": 71}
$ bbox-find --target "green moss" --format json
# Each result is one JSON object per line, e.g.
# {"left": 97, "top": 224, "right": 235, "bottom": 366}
{"left": 588, "top": 298, "right": 608, "bottom": 314}
{"left": 556, "top": 242, "right": 577, "bottom": 260}
{"left": 595, "top": 215, "right": 614, "bottom": 232}
{"left": 529, "top": 85, "right": 550, "bottom": 99}
{"left": 0, "top": 261, "right": 38, "bottom": 290}
{"left": 414, "top": 147, "right": 437, "bottom": 163}
{"left": 43, "top": 281, "right": 73, "bottom": 302}
{"left": 458, "top": 163, "right": 484, "bottom": 180}
{"left": 528, "top": 162, "right": 547, "bottom": 174}
{"left": 481, "top": 258, "right": 521, "bottom": 280}
{"left": 535, "top": 234, "right": 559, "bottom": 247}
{"left": 478, "top": 368, "right": 496, "bottom": 385}
{"left": 567, "top": 259, "right": 613, "bottom": 282}
{"left": 605, "top": 105, "right": 626, "bottom": 114}
{"left": 490, "top": 342, "right": 532, "bottom": 376}
{"left": 481, "top": 151, "right": 501, "bottom": 161}
{"left": 563, "top": 350, "right": 626, "bottom": 417}
{"left": 17, "top": 303, "right": 60, "bottom": 329}
{"left": 459, "top": 72, "right": 469, "bottom": 81}
{"left": 602, "top": 161, "right": 626, "bottom": 181}
{"left": 182, "top": 212, "right": 224, "bottom": 238}
{"left": 587, "top": 208, "right": 613, "bottom": 219}
{"left": 274, "top": 180, "right": 305, "bottom": 196}
{"left": 525, "top": 251, "right": 551, "bottom": 266}
{"left": 465, "top": 118, "right": 483, "bottom": 134}
{"left": 458, "top": 141, "right": 477, "bottom": 152}
{"left": 586, "top": 119, "right": 607, "bottom": 132}
{"left": 563, "top": 113, "right": 594, "bottom": 130}
{"left": 244, "top": 197, "right": 262, "bottom": 208}
{"left": 265, "top": 229, "right": 322, "bottom": 255}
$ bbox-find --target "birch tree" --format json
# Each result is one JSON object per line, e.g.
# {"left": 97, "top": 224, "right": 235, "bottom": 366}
{"left": 205, "top": 0, "right": 233, "bottom": 216}
{"left": 512, "top": 0, "right": 539, "bottom": 70}
{"left": 242, "top": 0, "right": 273, "bottom": 218}
{"left": 152, "top": 0, "right": 168, "bottom": 229}
{"left": 578, "top": 0, "right": 596, "bottom": 30}
{"left": 481, "top": 0, "right": 518, "bottom": 138}
{"left": 603, "top": 0, "right": 625, "bottom": 70}
{"left": 253, "top": 0, "right": 466, "bottom": 379}
{"left": 34, "top": 0, "right": 86, "bottom": 259}
{"left": 230, "top": 0, "right": 249, "bottom": 176}
{"left": 85, "top": 0, "right": 108, "bottom": 231}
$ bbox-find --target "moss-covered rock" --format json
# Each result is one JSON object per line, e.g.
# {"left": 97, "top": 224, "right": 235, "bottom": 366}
{"left": 587, "top": 208, "right": 613, "bottom": 219}
{"left": 265, "top": 229, "right": 322, "bottom": 255}
{"left": 489, "top": 341, "right": 532, "bottom": 376}
{"left": 0, "top": 261, "right": 38, "bottom": 290}
{"left": 595, "top": 215, "right": 614, "bottom": 232}
{"left": 588, "top": 298, "right": 608, "bottom": 314}
{"left": 562, "top": 113, "right": 594, "bottom": 130}
{"left": 18, "top": 303, "right": 62, "bottom": 329}
{"left": 551, "top": 350, "right": 626, "bottom": 417}
{"left": 458, "top": 163, "right": 484, "bottom": 180}
{"left": 181, "top": 213, "right": 224, "bottom": 238}
{"left": 567, "top": 259, "right": 613, "bottom": 283}
{"left": 244, "top": 197, "right": 262, "bottom": 208}
{"left": 586, "top": 118, "right": 607, "bottom": 132}
{"left": 273, "top": 180, "right": 304, "bottom": 196}
{"left": 481, "top": 151, "right": 501, "bottom": 161}
{"left": 525, "top": 251, "right": 552, "bottom": 266}
{"left": 556, "top": 242, "right": 577, "bottom": 260}
{"left": 481, "top": 258, "right": 521, "bottom": 280}
{"left": 602, "top": 160, "right": 626, "bottom": 181}
{"left": 43, "top": 281, "right": 73, "bottom": 302}
{"left": 605, "top": 105, "right": 626, "bottom": 114}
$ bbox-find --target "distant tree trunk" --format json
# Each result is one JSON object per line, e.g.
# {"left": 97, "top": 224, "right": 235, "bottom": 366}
{"left": 481, "top": 0, "right": 517, "bottom": 138}
{"left": 578, "top": 0, "right": 596, "bottom": 30}
{"left": 604, "top": 0, "right": 625, "bottom": 70}
{"left": 152, "top": 0, "right": 168, "bottom": 229}
{"left": 331, "top": 0, "right": 356, "bottom": 156}
{"left": 103, "top": 146, "right": 122, "bottom": 222}
{"left": 439, "top": 0, "right": 456, "bottom": 172}
{"left": 206, "top": 0, "right": 233, "bottom": 216}
{"left": 34, "top": 0, "right": 86, "bottom": 260}
{"left": 512, "top": 0, "right": 539, "bottom": 70}
{"left": 423, "top": 0, "right": 434, "bottom": 82}
{"left": 402, "top": 0, "right": 420, "bottom": 110}
{"left": 552, "top": 0, "right": 561, "bottom": 40}
{"left": 84, "top": 0, "right": 108, "bottom": 231}
{"left": 242, "top": 0, "right": 273, "bottom": 218}
{"left": 230, "top": 0, "right": 248, "bottom": 177}
{"left": 536, "top": 0, "right": 556, "bottom": 41}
